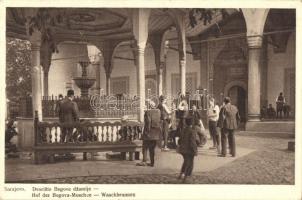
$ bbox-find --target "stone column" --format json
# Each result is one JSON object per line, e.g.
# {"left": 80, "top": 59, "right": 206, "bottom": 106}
{"left": 179, "top": 59, "right": 186, "bottom": 95}
{"left": 43, "top": 71, "right": 48, "bottom": 97}
{"left": 132, "top": 8, "right": 150, "bottom": 122}
{"left": 105, "top": 72, "right": 111, "bottom": 96}
{"left": 137, "top": 46, "right": 146, "bottom": 121}
{"left": 172, "top": 10, "right": 187, "bottom": 96}
{"left": 30, "top": 39, "right": 43, "bottom": 121}
{"left": 101, "top": 41, "right": 119, "bottom": 96}
{"left": 40, "top": 40, "right": 52, "bottom": 97}
{"left": 200, "top": 43, "right": 208, "bottom": 90}
{"left": 157, "top": 63, "right": 164, "bottom": 96}
{"left": 96, "top": 62, "right": 101, "bottom": 95}
{"left": 149, "top": 33, "right": 165, "bottom": 97}
{"left": 247, "top": 36, "right": 262, "bottom": 121}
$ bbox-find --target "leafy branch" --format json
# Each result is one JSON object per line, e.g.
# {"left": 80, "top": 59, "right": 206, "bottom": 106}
{"left": 189, "top": 9, "right": 230, "bottom": 28}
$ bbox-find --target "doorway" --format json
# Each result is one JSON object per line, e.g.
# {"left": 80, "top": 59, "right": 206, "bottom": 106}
{"left": 228, "top": 86, "right": 247, "bottom": 123}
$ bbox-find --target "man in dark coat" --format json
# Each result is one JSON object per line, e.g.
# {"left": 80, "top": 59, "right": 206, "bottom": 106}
{"left": 58, "top": 89, "right": 79, "bottom": 143}
{"left": 157, "top": 95, "right": 171, "bottom": 151}
{"left": 137, "top": 109, "right": 161, "bottom": 167}
{"left": 219, "top": 97, "right": 240, "bottom": 157}
{"left": 178, "top": 117, "right": 198, "bottom": 183}
{"left": 276, "top": 92, "right": 285, "bottom": 118}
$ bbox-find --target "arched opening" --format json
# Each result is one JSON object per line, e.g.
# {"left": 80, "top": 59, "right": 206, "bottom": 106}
{"left": 263, "top": 9, "right": 296, "bottom": 116}
{"left": 213, "top": 40, "right": 247, "bottom": 105}
{"left": 227, "top": 85, "right": 247, "bottom": 123}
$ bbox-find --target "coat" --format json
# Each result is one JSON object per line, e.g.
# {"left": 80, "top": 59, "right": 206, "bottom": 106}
{"left": 222, "top": 103, "right": 240, "bottom": 130}
{"left": 217, "top": 106, "right": 225, "bottom": 128}
{"left": 142, "top": 109, "right": 161, "bottom": 141}
{"left": 178, "top": 126, "right": 198, "bottom": 155}
{"left": 58, "top": 97, "right": 79, "bottom": 124}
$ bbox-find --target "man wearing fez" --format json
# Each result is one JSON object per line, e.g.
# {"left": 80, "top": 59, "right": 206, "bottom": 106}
{"left": 219, "top": 97, "right": 240, "bottom": 157}
{"left": 137, "top": 100, "right": 161, "bottom": 167}
{"left": 58, "top": 89, "right": 79, "bottom": 143}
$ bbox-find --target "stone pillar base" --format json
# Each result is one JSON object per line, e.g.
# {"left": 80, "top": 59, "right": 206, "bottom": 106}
{"left": 245, "top": 121, "right": 260, "bottom": 131}
{"left": 247, "top": 114, "right": 261, "bottom": 122}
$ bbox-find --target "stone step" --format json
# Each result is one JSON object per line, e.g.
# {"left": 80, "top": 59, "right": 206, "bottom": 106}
{"left": 245, "top": 121, "right": 295, "bottom": 133}
{"left": 237, "top": 131, "right": 294, "bottom": 139}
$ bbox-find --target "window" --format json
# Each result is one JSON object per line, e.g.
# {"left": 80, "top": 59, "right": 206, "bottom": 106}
{"left": 171, "top": 73, "right": 197, "bottom": 96}
{"left": 110, "top": 76, "right": 129, "bottom": 95}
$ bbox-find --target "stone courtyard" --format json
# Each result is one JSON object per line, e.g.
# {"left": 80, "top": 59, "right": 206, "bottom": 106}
{"left": 6, "top": 131, "right": 294, "bottom": 184}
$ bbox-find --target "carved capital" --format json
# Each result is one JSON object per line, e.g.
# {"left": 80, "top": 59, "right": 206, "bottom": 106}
{"left": 137, "top": 46, "right": 145, "bottom": 55}
{"left": 159, "top": 61, "right": 165, "bottom": 70}
{"left": 180, "top": 59, "right": 186, "bottom": 67}
{"left": 28, "top": 29, "right": 42, "bottom": 47}
{"left": 247, "top": 35, "right": 263, "bottom": 49}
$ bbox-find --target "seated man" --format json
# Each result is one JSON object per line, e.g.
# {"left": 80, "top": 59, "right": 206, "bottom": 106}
{"left": 260, "top": 105, "right": 267, "bottom": 119}
{"left": 283, "top": 103, "right": 291, "bottom": 118}
{"left": 267, "top": 104, "right": 276, "bottom": 119}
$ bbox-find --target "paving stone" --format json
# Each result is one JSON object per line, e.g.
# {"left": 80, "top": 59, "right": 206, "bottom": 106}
{"left": 6, "top": 135, "right": 294, "bottom": 184}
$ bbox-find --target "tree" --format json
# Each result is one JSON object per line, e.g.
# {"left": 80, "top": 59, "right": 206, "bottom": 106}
{"left": 6, "top": 38, "right": 32, "bottom": 102}
{"left": 189, "top": 9, "right": 230, "bottom": 28}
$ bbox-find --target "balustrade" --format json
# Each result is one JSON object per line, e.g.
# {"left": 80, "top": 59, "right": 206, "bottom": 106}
{"left": 33, "top": 110, "right": 144, "bottom": 164}
{"left": 35, "top": 120, "right": 143, "bottom": 145}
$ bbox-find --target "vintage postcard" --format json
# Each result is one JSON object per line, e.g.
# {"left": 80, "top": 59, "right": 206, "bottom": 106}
{"left": 0, "top": 0, "right": 301, "bottom": 199}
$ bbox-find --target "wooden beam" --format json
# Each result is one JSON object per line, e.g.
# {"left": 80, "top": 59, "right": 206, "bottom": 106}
{"left": 168, "top": 46, "right": 193, "bottom": 55}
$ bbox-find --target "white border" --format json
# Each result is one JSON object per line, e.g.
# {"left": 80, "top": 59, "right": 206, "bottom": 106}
{"left": 1, "top": 1, "right": 301, "bottom": 200}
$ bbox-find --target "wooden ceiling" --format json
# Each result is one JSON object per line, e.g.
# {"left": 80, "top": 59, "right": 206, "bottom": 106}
{"left": 6, "top": 8, "right": 235, "bottom": 44}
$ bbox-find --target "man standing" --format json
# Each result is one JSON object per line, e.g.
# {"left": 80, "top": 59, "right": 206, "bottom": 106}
{"left": 219, "top": 97, "right": 240, "bottom": 157}
{"left": 138, "top": 108, "right": 161, "bottom": 167}
{"left": 189, "top": 104, "right": 207, "bottom": 147}
{"left": 207, "top": 97, "right": 220, "bottom": 151}
{"left": 58, "top": 89, "right": 79, "bottom": 143}
{"left": 157, "top": 95, "right": 171, "bottom": 151}
{"left": 276, "top": 92, "right": 285, "bottom": 118}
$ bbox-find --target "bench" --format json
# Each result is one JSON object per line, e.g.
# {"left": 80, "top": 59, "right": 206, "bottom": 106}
{"left": 33, "top": 111, "right": 144, "bottom": 164}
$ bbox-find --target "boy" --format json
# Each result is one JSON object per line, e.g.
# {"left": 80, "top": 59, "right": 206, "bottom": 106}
{"left": 177, "top": 117, "right": 198, "bottom": 183}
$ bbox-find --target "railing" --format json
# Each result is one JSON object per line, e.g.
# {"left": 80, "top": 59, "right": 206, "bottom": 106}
{"left": 19, "top": 96, "right": 140, "bottom": 118}
{"left": 19, "top": 95, "right": 209, "bottom": 122}
{"left": 33, "top": 111, "right": 144, "bottom": 164}
{"left": 35, "top": 120, "right": 143, "bottom": 145}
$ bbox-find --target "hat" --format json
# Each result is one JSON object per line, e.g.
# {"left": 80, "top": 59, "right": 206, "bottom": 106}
{"left": 67, "top": 89, "right": 75, "bottom": 97}
{"left": 223, "top": 97, "right": 231, "bottom": 104}
{"left": 159, "top": 95, "right": 165, "bottom": 102}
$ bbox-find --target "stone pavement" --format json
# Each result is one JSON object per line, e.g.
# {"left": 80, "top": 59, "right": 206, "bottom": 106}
{"left": 6, "top": 137, "right": 255, "bottom": 182}
{"left": 6, "top": 129, "right": 295, "bottom": 184}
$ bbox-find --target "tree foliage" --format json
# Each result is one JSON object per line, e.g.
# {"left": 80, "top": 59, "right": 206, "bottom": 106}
{"left": 6, "top": 38, "right": 32, "bottom": 102}
{"left": 189, "top": 9, "right": 230, "bottom": 28}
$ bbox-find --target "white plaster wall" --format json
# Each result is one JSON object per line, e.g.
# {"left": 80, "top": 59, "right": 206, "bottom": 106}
{"left": 111, "top": 46, "right": 137, "bottom": 95}
{"left": 165, "top": 48, "right": 200, "bottom": 97}
{"left": 49, "top": 41, "right": 201, "bottom": 98}
{"left": 267, "top": 33, "right": 295, "bottom": 106}
{"left": 104, "top": 42, "right": 200, "bottom": 97}
{"left": 48, "top": 43, "right": 90, "bottom": 97}
{"left": 100, "top": 43, "right": 157, "bottom": 96}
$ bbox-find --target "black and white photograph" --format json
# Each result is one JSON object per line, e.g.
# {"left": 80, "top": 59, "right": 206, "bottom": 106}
{"left": 2, "top": 1, "right": 301, "bottom": 200}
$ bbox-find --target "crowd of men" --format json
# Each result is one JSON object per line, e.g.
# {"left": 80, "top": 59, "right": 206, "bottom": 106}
{"left": 137, "top": 94, "right": 240, "bottom": 183}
